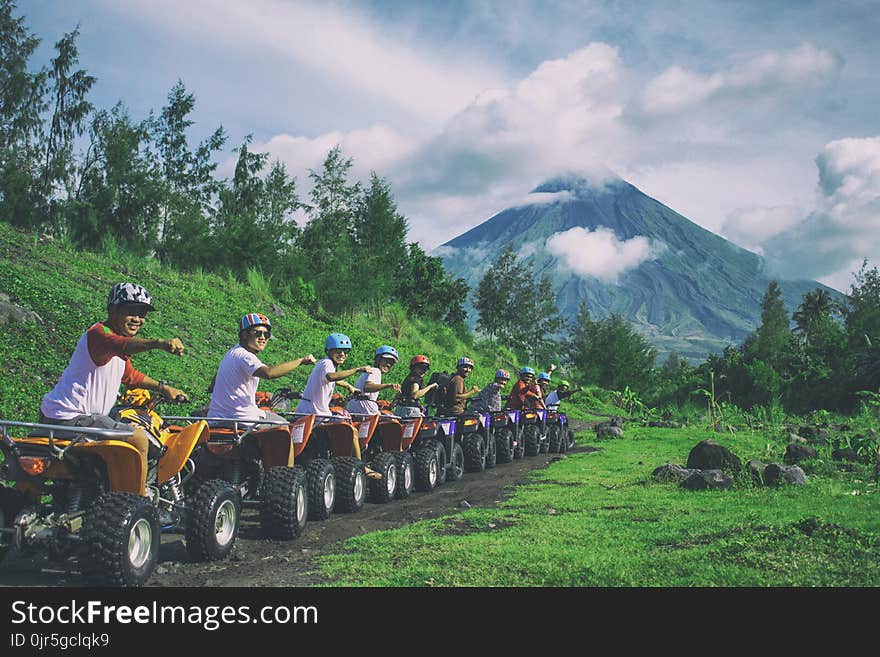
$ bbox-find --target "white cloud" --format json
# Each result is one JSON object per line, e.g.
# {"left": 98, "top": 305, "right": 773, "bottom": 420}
{"left": 639, "top": 43, "right": 842, "bottom": 115}
{"left": 720, "top": 205, "right": 806, "bottom": 254}
{"left": 512, "top": 191, "right": 574, "bottom": 207}
{"left": 754, "top": 136, "right": 880, "bottom": 288}
{"left": 113, "top": 0, "right": 504, "bottom": 123}
{"left": 545, "top": 227, "right": 659, "bottom": 283}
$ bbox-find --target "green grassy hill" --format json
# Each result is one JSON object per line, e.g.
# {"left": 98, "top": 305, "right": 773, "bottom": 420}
{"left": 0, "top": 222, "right": 527, "bottom": 422}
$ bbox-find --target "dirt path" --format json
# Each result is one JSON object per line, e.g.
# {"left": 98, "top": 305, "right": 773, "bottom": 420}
{"left": 0, "top": 421, "right": 597, "bottom": 588}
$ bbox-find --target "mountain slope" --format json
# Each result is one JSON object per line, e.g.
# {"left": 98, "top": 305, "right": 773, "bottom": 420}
{"left": 439, "top": 174, "right": 841, "bottom": 361}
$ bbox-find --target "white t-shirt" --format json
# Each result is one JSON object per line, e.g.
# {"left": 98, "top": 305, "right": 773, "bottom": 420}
{"left": 347, "top": 367, "right": 381, "bottom": 415}
{"left": 545, "top": 391, "right": 561, "bottom": 410}
{"left": 208, "top": 345, "right": 266, "bottom": 421}
{"left": 295, "top": 357, "right": 336, "bottom": 416}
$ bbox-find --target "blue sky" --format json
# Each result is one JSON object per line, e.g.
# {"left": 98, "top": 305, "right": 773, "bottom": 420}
{"left": 20, "top": 0, "right": 880, "bottom": 292}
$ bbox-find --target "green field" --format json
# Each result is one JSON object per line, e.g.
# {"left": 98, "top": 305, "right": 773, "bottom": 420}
{"left": 314, "top": 425, "right": 880, "bottom": 587}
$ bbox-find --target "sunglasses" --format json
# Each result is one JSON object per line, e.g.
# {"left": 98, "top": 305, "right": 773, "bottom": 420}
{"left": 251, "top": 330, "right": 271, "bottom": 338}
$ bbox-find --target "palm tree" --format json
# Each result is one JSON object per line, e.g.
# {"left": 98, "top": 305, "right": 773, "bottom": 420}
{"left": 793, "top": 289, "right": 833, "bottom": 335}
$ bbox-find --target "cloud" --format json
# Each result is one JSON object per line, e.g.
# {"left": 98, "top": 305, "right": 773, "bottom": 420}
{"left": 512, "top": 191, "right": 574, "bottom": 207}
{"left": 638, "top": 43, "right": 842, "bottom": 115}
{"left": 112, "top": 0, "right": 504, "bottom": 124}
{"left": 755, "top": 136, "right": 880, "bottom": 287}
{"left": 545, "top": 227, "right": 659, "bottom": 282}
{"left": 720, "top": 205, "right": 806, "bottom": 254}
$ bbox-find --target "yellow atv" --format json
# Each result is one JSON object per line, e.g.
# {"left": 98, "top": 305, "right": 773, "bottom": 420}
{"left": 0, "top": 392, "right": 239, "bottom": 587}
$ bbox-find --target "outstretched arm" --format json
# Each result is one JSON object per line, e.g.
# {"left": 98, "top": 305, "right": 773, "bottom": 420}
{"left": 255, "top": 354, "right": 317, "bottom": 380}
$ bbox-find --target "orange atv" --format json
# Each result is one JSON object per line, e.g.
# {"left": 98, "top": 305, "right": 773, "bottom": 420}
{"left": 359, "top": 400, "right": 421, "bottom": 500}
{"left": 163, "top": 387, "right": 309, "bottom": 540}
{"left": 284, "top": 393, "right": 386, "bottom": 517}
{"left": 0, "top": 394, "right": 237, "bottom": 586}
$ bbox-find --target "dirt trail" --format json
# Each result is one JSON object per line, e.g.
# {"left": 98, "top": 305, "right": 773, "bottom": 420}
{"left": 0, "top": 421, "right": 598, "bottom": 588}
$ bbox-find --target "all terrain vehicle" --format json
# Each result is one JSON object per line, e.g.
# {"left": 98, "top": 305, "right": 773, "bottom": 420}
{"left": 492, "top": 409, "right": 522, "bottom": 464}
{"left": 162, "top": 387, "right": 309, "bottom": 540}
{"left": 520, "top": 408, "right": 550, "bottom": 456}
{"left": 0, "top": 394, "right": 239, "bottom": 586}
{"left": 357, "top": 408, "right": 422, "bottom": 501}
{"left": 409, "top": 415, "right": 463, "bottom": 491}
{"left": 545, "top": 409, "right": 570, "bottom": 454}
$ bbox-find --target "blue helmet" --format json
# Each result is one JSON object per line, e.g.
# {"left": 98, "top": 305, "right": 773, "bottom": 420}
{"left": 375, "top": 345, "right": 399, "bottom": 362}
{"left": 325, "top": 333, "right": 352, "bottom": 351}
{"left": 457, "top": 356, "right": 475, "bottom": 368}
{"left": 519, "top": 367, "right": 536, "bottom": 377}
{"left": 537, "top": 372, "right": 552, "bottom": 382}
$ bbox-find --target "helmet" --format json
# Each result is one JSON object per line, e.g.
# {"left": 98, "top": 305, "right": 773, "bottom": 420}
{"left": 558, "top": 379, "right": 570, "bottom": 388}
{"left": 537, "top": 372, "right": 552, "bottom": 382}
{"left": 495, "top": 369, "right": 511, "bottom": 381}
{"left": 239, "top": 312, "right": 271, "bottom": 333}
{"left": 325, "top": 333, "right": 352, "bottom": 351}
{"left": 519, "top": 367, "right": 535, "bottom": 377}
{"left": 410, "top": 355, "right": 431, "bottom": 368}
{"left": 108, "top": 282, "right": 154, "bottom": 310}
{"left": 457, "top": 356, "right": 475, "bottom": 368}
{"left": 375, "top": 345, "right": 399, "bottom": 362}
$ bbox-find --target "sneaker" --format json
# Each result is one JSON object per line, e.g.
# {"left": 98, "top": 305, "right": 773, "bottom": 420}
{"left": 364, "top": 466, "right": 383, "bottom": 480}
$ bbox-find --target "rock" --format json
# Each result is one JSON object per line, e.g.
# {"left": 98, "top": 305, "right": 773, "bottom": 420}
{"left": 831, "top": 448, "right": 864, "bottom": 463}
{"left": 746, "top": 459, "right": 767, "bottom": 485}
{"left": 681, "top": 469, "right": 733, "bottom": 490}
{"left": 0, "top": 301, "right": 42, "bottom": 326}
{"left": 458, "top": 500, "right": 471, "bottom": 508}
{"left": 0, "top": 292, "right": 9, "bottom": 303}
{"left": 788, "top": 433, "right": 807, "bottom": 444}
{"left": 596, "top": 425, "right": 624, "bottom": 438}
{"left": 686, "top": 439, "right": 742, "bottom": 473}
{"left": 784, "top": 444, "right": 817, "bottom": 465}
{"left": 267, "top": 302, "right": 285, "bottom": 317}
{"left": 652, "top": 463, "right": 696, "bottom": 483}
{"left": 764, "top": 463, "right": 807, "bottom": 486}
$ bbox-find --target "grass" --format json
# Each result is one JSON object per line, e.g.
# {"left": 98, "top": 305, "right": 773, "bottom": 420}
{"left": 312, "top": 423, "right": 880, "bottom": 586}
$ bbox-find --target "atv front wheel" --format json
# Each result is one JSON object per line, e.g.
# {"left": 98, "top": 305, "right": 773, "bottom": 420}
{"left": 447, "top": 442, "right": 465, "bottom": 482}
{"left": 548, "top": 426, "right": 561, "bottom": 453}
{"left": 80, "top": 492, "right": 160, "bottom": 587}
{"left": 434, "top": 441, "right": 448, "bottom": 486}
{"left": 260, "top": 466, "right": 308, "bottom": 539}
{"left": 185, "top": 479, "right": 241, "bottom": 561}
{"left": 333, "top": 457, "right": 367, "bottom": 513}
{"left": 484, "top": 431, "right": 497, "bottom": 469}
{"left": 463, "top": 434, "right": 485, "bottom": 473}
{"left": 414, "top": 446, "right": 439, "bottom": 492}
{"left": 495, "top": 427, "right": 513, "bottom": 464}
{"left": 305, "top": 458, "right": 336, "bottom": 520}
{"left": 394, "top": 451, "right": 415, "bottom": 499}
{"left": 367, "top": 453, "right": 397, "bottom": 504}
{"left": 524, "top": 425, "right": 540, "bottom": 457}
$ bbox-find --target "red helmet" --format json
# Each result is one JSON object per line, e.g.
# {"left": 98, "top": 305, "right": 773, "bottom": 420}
{"left": 410, "top": 355, "right": 431, "bottom": 368}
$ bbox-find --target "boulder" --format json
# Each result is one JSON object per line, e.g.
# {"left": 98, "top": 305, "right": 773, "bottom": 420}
{"left": 267, "top": 303, "right": 285, "bottom": 317}
{"left": 652, "top": 463, "right": 696, "bottom": 483}
{"left": 764, "top": 463, "right": 807, "bottom": 486}
{"left": 596, "top": 425, "right": 624, "bottom": 439}
{"left": 831, "top": 448, "right": 864, "bottom": 464}
{"left": 0, "top": 301, "right": 42, "bottom": 326}
{"left": 681, "top": 469, "right": 733, "bottom": 490}
{"left": 746, "top": 459, "right": 767, "bottom": 485}
{"left": 784, "top": 444, "right": 817, "bottom": 465}
{"left": 788, "top": 433, "right": 807, "bottom": 444}
{"left": 686, "top": 439, "right": 742, "bottom": 473}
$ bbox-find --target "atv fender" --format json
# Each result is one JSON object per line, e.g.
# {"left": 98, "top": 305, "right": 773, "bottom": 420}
{"left": 158, "top": 421, "right": 208, "bottom": 484}
{"left": 74, "top": 440, "right": 145, "bottom": 495}
{"left": 258, "top": 426, "right": 295, "bottom": 469}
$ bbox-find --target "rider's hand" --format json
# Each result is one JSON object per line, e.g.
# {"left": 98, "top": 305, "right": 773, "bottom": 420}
{"left": 358, "top": 366, "right": 371, "bottom": 374}
{"left": 470, "top": 385, "right": 480, "bottom": 393}
{"left": 165, "top": 338, "right": 185, "bottom": 356}
{"left": 388, "top": 383, "right": 401, "bottom": 392}
{"left": 302, "top": 354, "right": 317, "bottom": 365}
{"left": 165, "top": 386, "right": 188, "bottom": 402}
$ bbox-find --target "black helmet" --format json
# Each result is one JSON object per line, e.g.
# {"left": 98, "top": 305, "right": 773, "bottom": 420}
{"left": 108, "top": 282, "right": 154, "bottom": 310}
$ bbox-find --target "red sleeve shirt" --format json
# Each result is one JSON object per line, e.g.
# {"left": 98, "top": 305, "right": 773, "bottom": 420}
{"left": 86, "top": 323, "right": 146, "bottom": 387}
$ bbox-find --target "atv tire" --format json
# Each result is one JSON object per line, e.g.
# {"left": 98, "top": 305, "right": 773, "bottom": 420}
{"left": 495, "top": 427, "right": 513, "bottom": 464}
{"left": 367, "top": 453, "right": 397, "bottom": 504}
{"left": 0, "top": 488, "right": 25, "bottom": 563}
{"left": 393, "top": 451, "right": 415, "bottom": 499}
{"left": 539, "top": 430, "right": 550, "bottom": 453}
{"left": 80, "top": 492, "right": 160, "bottom": 587}
{"left": 463, "top": 434, "right": 485, "bottom": 473}
{"left": 260, "top": 466, "right": 308, "bottom": 540}
{"left": 185, "top": 479, "right": 241, "bottom": 561}
{"left": 306, "top": 458, "right": 335, "bottom": 520}
{"left": 414, "top": 446, "right": 439, "bottom": 492}
{"left": 434, "top": 441, "right": 448, "bottom": 486}
{"left": 447, "top": 441, "right": 465, "bottom": 482}
{"left": 484, "top": 431, "right": 497, "bottom": 469}
{"left": 548, "top": 426, "right": 561, "bottom": 453}
{"left": 333, "top": 456, "right": 367, "bottom": 513}
{"left": 524, "top": 425, "right": 541, "bottom": 457}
